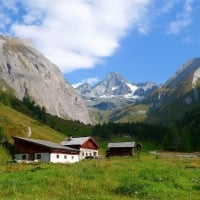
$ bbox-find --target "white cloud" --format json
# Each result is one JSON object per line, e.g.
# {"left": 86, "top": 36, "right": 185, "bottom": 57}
{"left": 6, "top": 0, "right": 151, "bottom": 73}
{"left": 168, "top": 0, "right": 194, "bottom": 34}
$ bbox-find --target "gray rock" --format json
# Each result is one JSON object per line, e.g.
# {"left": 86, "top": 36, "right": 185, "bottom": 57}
{"left": 0, "top": 35, "right": 91, "bottom": 124}
{"left": 164, "top": 57, "right": 200, "bottom": 88}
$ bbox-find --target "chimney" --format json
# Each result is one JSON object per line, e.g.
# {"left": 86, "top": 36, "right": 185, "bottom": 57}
{"left": 68, "top": 135, "right": 72, "bottom": 141}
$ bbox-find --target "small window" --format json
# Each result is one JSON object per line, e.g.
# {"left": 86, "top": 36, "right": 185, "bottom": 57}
{"left": 64, "top": 155, "right": 67, "bottom": 159}
{"left": 82, "top": 152, "right": 84, "bottom": 156}
{"left": 71, "top": 156, "right": 74, "bottom": 159}
{"left": 56, "top": 155, "right": 59, "bottom": 159}
{"left": 22, "top": 154, "right": 27, "bottom": 160}
{"left": 37, "top": 154, "right": 41, "bottom": 159}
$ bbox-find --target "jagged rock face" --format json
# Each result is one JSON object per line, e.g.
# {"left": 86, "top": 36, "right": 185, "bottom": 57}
{"left": 92, "top": 72, "right": 132, "bottom": 97}
{"left": 164, "top": 57, "right": 200, "bottom": 89}
{"left": 77, "top": 83, "right": 92, "bottom": 94}
{"left": 0, "top": 35, "right": 91, "bottom": 124}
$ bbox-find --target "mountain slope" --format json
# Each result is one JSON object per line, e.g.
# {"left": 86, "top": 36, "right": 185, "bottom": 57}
{"left": 164, "top": 57, "right": 200, "bottom": 89}
{"left": 0, "top": 35, "right": 91, "bottom": 124}
{"left": 145, "top": 57, "right": 200, "bottom": 125}
{"left": 0, "top": 102, "right": 72, "bottom": 162}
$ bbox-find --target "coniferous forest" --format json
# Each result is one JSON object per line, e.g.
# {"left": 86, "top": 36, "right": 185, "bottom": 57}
{"left": 92, "top": 111, "right": 200, "bottom": 152}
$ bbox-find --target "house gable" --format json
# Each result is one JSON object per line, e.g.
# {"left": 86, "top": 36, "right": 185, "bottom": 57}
{"left": 81, "top": 138, "right": 99, "bottom": 150}
{"left": 61, "top": 137, "right": 99, "bottom": 150}
{"left": 61, "top": 136, "right": 99, "bottom": 159}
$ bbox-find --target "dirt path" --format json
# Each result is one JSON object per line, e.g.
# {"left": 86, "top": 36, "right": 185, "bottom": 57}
{"left": 149, "top": 151, "right": 200, "bottom": 158}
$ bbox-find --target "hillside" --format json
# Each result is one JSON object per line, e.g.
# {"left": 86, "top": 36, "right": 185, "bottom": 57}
{"left": 0, "top": 102, "right": 75, "bottom": 161}
{"left": 145, "top": 57, "right": 200, "bottom": 125}
{"left": 0, "top": 102, "right": 66, "bottom": 140}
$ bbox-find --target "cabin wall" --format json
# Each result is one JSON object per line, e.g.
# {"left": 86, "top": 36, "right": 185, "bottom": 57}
{"left": 50, "top": 153, "right": 80, "bottom": 163}
{"left": 14, "top": 153, "right": 29, "bottom": 161}
{"left": 109, "top": 147, "right": 134, "bottom": 156}
{"left": 35, "top": 153, "right": 50, "bottom": 162}
{"left": 14, "top": 152, "right": 80, "bottom": 163}
{"left": 14, "top": 140, "right": 48, "bottom": 154}
{"left": 14, "top": 152, "right": 50, "bottom": 162}
{"left": 79, "top": 148, "right": 98, "bottom": 160}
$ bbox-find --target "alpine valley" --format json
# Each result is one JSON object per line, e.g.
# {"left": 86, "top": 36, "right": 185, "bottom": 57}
{"left": 1, "top": 35, "right": 200, "bottom": 128}
{"left": 0, "top": 34, "right": 200, "bottom": 157}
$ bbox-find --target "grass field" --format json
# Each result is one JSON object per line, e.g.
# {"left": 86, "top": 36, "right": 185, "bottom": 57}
{"left": 0, "top": 103, "right": 199, "bottom": 199}
{"left": 0, "top": 153, "right": 199, "bottom": 200}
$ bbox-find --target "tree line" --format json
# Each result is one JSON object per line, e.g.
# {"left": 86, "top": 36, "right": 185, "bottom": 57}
{"left": 92, "top": 121, "right": 199, "bottom": 152}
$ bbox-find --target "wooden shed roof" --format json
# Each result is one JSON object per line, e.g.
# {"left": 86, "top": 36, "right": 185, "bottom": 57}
{"left": 60, "top": 136, "right": 99, "bottom": 147}
{"left": 13, "top": 137, "right": 79, "bottom": 152}
{"left": 108, "top": 141, "right": 135, "bottom": 148}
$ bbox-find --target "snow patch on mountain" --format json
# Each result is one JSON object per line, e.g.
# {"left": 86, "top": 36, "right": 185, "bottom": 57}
{"left": 125, "top": 83, "right": 138, "bottom": 98}
{"left": 111, "top": 86, "right": 118, "bottom": 91}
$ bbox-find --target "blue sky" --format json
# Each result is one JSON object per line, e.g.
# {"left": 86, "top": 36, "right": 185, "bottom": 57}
{"left": 1, "top": 0, "right": 200, "bottom": 85}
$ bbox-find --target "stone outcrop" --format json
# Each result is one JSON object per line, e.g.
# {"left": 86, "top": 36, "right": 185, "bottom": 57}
{"left": 0, "top": 35, "right": 91, "bottom": 124}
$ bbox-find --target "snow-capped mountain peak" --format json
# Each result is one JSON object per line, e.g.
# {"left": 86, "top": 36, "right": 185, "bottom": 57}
{"left": 76, "top": 72, "right": 159, "bottom": 110}
{"left": 77, "top": 72, "right": 158, "bottom": 98}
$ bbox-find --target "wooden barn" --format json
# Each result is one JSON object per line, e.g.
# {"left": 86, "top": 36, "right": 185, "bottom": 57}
{"left": 106, "top": 141, "right": 135, "bottom": 157}
{"left": 60, "top": 136, "right": 99, "bottom": 160}
{"left": 13, "top": 136, "right": 80, "bottom": 163}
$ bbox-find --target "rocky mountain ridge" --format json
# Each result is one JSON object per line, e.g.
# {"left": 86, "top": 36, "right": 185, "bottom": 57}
{"left": 76, "top": 72, "right": 159, "bottom": 110}
{"left": 0, "top": 35, "right": 91, "bottom": 124}
{"left": 151, "top": 57, "right": 200, "bottom": 108}
{"left": 164, "top": 57, "right": 200, "bottom": 89}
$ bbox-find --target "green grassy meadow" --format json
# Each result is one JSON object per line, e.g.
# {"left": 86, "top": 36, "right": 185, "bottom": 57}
{"left": 0, "top": 153, "right": 199, "bottom": 200}
{"left": 0, "top": 103, "right": 66, "bottom": 143}
{"left": 0, "top": 101, "right": 199, "bottom": 200}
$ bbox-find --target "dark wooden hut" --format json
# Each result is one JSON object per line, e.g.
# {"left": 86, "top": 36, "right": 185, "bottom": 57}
{"left": 106, "top": 141, "right": 135, "bottom": 157}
